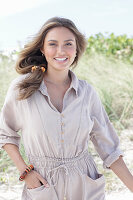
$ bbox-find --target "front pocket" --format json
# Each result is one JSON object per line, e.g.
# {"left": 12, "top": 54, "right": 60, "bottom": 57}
{"left": 27, "top": 185, "right": 58, "bottom": 200}
{"left": 83, "top": 173, "right": 105, "bottom": 200}
{"left": 85, "top": 173, "right": 105, "bottom": 184}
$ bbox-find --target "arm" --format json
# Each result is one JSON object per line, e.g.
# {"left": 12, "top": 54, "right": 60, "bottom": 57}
{"left": 3, "top": 143, "right": 27, "bottom": 174}
{"left": 0, "top": 80, "right": 49, "bottom": 188}
{"left": 89, "top": 85, "right": 132, "bottom": 191}
{"left": 110, "top": 156, "right": 133, "bottom": 192}
{"left": 3, "top": 143, "right": 49, "bottom": 188}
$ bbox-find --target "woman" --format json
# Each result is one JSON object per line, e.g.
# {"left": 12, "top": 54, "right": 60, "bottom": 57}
{"left": 0, "top": 17, "right": 133, "bottom": 200}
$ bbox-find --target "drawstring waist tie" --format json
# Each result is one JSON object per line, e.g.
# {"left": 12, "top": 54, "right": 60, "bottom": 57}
{"left": 28, "top": 150, "right": 92, "bottom": 200}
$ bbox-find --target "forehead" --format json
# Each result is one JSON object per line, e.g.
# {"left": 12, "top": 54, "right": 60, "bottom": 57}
{"left": 45, "top": 27, "right": 76, "bottom": 41}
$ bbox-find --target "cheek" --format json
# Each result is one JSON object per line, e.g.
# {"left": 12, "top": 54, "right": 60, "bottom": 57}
{"left": 67, "top": 47, "right": 76, "bottom": 56}
{"left": 45, "top": 48, "right": 56, "bottom": 58}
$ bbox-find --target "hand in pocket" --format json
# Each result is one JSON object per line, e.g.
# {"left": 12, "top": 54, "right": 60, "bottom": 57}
{"left": 24, "top": 170, "right": 49, "bottom": 189}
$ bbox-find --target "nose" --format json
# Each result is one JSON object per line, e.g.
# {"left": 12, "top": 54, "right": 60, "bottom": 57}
{"left": 57, "top": 45, "right": 66, "bottom": 55}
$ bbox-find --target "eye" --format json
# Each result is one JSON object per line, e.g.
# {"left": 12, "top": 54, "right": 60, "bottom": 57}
{"left": 66, "top": 43, "right": 72, "bottom": 46}
{"left": 49, "top": 43, "right": 56, "bottom": 46}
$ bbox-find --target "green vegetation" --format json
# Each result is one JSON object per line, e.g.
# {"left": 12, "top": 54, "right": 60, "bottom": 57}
{"left": 0, "top": 51, "right": 18, "bottom": 109}
{"left": 0, "top": 33, "right": 133, "bottom": 191}
{"left": 86, "top": 33, "right": 133, "bottom": 64}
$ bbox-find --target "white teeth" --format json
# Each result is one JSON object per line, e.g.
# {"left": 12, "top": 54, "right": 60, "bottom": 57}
{"left": 55, "top": 58, "right": 67, "bottom": 61}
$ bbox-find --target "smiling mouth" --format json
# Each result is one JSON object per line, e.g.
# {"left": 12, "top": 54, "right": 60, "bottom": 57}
{"left": 54, "top": 57, "right": 68, "bottom": 62}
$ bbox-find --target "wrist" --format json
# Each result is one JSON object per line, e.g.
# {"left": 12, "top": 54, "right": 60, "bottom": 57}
{"left": 19, "top": 164, "right": 28, "bottom": 174}
{"left": 19, "top": 165, "right": 34, "bottom": 181}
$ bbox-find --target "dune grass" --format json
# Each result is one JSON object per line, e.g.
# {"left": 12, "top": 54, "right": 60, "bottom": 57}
{"left": 0, "top": 54, "right": 18, "bottom": 109}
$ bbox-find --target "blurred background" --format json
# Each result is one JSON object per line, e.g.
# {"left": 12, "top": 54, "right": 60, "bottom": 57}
{"left": 0, "top": 0, "right": 133, "bottom": 51}
{"left": 0, "top": 0, "right": 133, "bottom": 199}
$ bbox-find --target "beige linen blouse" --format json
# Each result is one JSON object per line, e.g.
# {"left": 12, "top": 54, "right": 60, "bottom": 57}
{"left": 0, "top": 70, "right": 123, "bottom": 200}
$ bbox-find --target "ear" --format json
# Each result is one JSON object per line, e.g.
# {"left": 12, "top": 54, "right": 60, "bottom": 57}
{"left": 40, "top": 48, "right": 45, "bottom": 55}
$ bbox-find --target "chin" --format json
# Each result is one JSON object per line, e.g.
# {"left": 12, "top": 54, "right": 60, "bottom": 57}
{"left": 53, "top": 64, "right": 70, "bottom": 70}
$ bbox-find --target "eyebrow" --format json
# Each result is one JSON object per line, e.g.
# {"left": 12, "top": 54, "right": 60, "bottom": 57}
{"left": 48, "top": 39, "right": 74, "bottom": 42}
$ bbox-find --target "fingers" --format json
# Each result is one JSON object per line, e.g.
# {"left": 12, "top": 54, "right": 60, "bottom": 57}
{"left": 25, "top": 170, "right": 50, "bottom": 189}
{"left": 26, "top": 180, "right": 42, "bottom": 190}
{"left": 37, "top": 174, "right": 50, "bottom": 187}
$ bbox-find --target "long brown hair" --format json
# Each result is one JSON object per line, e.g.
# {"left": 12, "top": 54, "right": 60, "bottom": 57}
{"left": 15, "top": 17, "right": 87, "bottom": 100}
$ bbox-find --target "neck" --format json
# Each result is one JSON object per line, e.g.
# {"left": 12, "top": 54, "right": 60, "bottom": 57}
{"left": 43, "top": 69, "right": 71, "bottom": 86}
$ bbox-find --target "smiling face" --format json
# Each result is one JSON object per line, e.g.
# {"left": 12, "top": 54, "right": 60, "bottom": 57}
{"left": 41, "top": 27, "right": 77, "bottom": 72}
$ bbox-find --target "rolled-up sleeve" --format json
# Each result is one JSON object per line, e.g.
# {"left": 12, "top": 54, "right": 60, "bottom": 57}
{"left": 89, "top": 86, "right": 123, "bottom": 169}
{"left": 0, "top": 79, "right": 21, "bottom": 149}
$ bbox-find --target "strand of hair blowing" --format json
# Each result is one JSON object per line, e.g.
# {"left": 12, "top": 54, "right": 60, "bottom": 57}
{"left": 15, "top": 47, "right": 47, "bottom": 101}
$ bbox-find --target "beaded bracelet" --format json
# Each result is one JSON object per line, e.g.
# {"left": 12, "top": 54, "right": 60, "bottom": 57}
{"left": 19, "top": 165, "right": 34, "bottom": 181}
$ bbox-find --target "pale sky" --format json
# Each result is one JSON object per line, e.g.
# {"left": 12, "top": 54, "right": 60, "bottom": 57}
{"left": 0, "top": 0, "right": 133, "bottom": 51}
{"left": 0, "top": 0, "right": 47, "bottom": 17}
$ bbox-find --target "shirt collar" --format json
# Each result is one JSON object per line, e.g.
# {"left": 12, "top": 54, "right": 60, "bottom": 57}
{"left": 68, "top": 70, "right": 79, "bottom": 95}
{"left": 38, "top": 77, "right": 48, "bottom": 96}
{"left": 38, "top": 70, "right": 79, "bottom": 96}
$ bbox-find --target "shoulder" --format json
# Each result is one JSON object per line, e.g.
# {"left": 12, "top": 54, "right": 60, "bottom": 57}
{"left": 70, "top": 70, "right": 99, "bottom": 98}
{"left": 6, "top": 73, "right": 29, "bottom": 99}
{"left": 9, "top": 73, "right": 29, "bottom": 90}
{"left": 11, "top": 73, "right": 28, "bottom": 85}
{"left": 78, "top": 79, "right": 102, "bottom": 103}
{"left": 78, "top": 79, "right": 97, "bottom": 95}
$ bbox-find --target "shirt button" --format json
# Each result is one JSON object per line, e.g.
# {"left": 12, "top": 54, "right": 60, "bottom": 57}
{"left": 61, "top": 123, "right": 64, "bottom": 126}
{"left": 61, "top": 139, "right": 64, "bottom": 143}
{"left": 61, "top": 114, "right": 64, "bottom": 117}
{"left": 61, "top": 132, "right": 64, "bottom": 134}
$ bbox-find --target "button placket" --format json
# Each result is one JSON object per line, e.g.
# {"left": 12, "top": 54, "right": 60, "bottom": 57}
{"left": 60, "top": 114, "right": 65, "bottom": 143}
